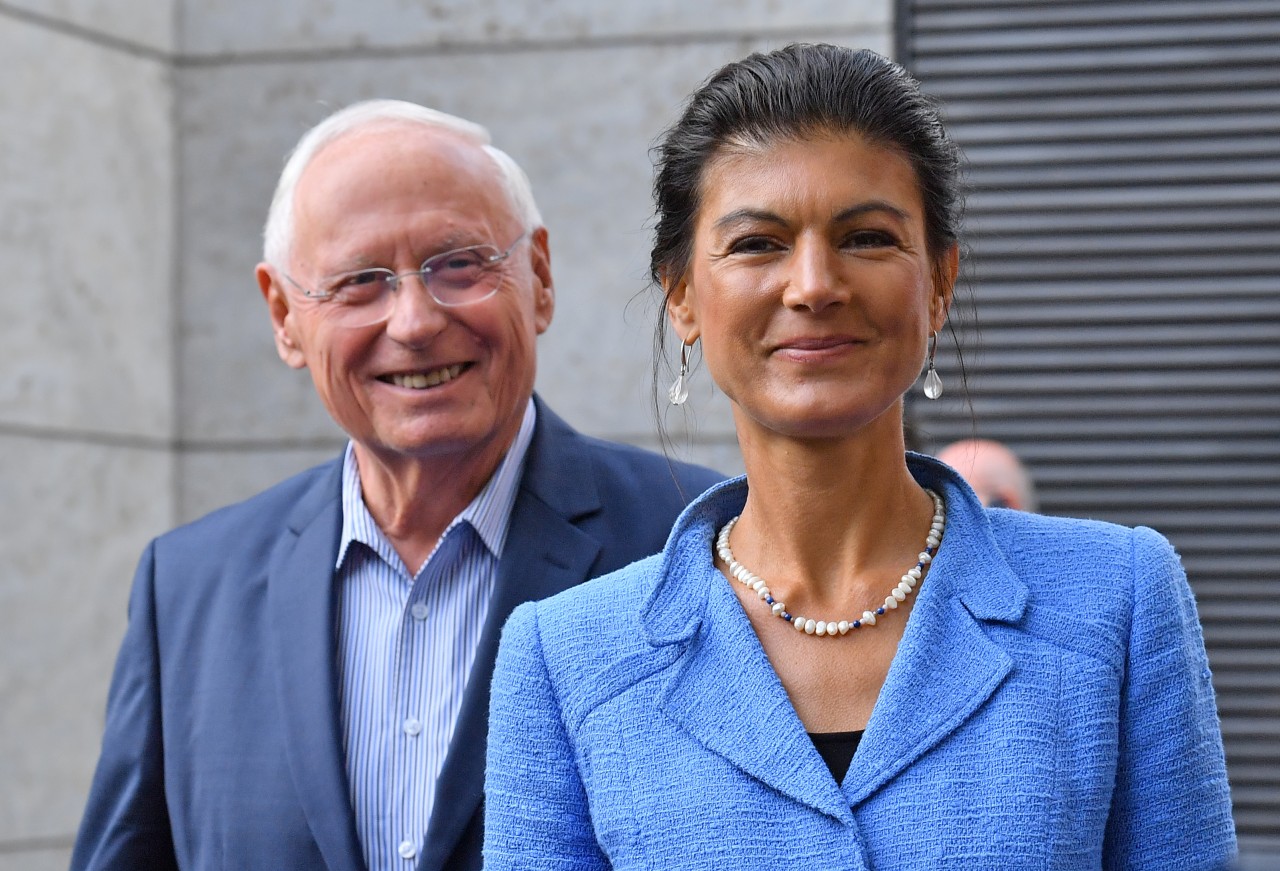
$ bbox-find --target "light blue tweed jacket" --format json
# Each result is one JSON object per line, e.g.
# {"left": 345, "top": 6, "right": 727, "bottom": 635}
{"left": 484, "top": 455, "right": 1236, "bottom": 870}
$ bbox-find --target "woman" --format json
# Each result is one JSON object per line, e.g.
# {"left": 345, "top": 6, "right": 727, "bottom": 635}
{"left": 484, "top": 44, "right": 1235, "bottom": 870}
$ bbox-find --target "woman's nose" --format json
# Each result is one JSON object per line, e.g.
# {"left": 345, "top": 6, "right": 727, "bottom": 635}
{"left": 781, "top": 240, "right": 850, "bottom": 313}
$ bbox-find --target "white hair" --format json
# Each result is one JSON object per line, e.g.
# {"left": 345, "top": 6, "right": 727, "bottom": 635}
{"left": 262, "top": 99, "right": 542, "bottom": 266}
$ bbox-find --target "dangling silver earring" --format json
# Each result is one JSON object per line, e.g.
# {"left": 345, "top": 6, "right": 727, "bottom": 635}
{"left": 668, "top": 341, "right": 692, "bottom": 405}
{"left": 923, "top": 331, "right": 943, "bottom": 400}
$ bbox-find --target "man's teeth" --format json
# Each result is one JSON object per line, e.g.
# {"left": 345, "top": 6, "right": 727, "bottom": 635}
{"left": 389, "top": 364, "right": 464, "bottom": 389}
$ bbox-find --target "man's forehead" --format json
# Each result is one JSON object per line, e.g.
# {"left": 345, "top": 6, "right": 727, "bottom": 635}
{"left": 300, "top": 123, "right": 490, "bottom": 193}
{"left": 290, "top": 123, "right": 517, "bottom": 259}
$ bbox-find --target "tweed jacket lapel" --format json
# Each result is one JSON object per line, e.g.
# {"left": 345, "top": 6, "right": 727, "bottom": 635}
{"left": 845, "top": 464, "right": 1028, "bottom": 806}
{"left": 645, "top": 458, "right": 1029, "bottom": 823}
{"left": 264, "top": 459, "right": 366, "bottom": 871}
{"left": 660, "top": 561, "right": 859, "bottom": 824}
{"left": 418, "top": 400, "right": 605, "bottom": 870}
{"left": 645, "top": 479, "right": 857, "bottom": 825}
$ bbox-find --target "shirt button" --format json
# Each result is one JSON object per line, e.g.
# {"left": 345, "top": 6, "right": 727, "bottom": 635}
{"left": 398, "top": 839, "right": 416, "bottom": 860}
{"left": 403, "top": 717, "right": 423, "bottom": 737}
{"left": 410, "top": 602, "right": 429, "bottom": 620}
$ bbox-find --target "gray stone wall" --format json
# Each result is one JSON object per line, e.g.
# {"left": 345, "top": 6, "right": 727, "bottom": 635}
{"left": 0, "top": 2, "right": 890, "bottom": 867}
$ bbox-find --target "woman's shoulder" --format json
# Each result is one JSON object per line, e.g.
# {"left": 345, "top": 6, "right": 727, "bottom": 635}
{"left": 985, "top": 507, "right": 1177, "bottom": 575}
{"left": 534, "top": 553, "right": 664, "bottom": 635}
{"left": 976, "top": 508, "right": 1190, "bottom": 663}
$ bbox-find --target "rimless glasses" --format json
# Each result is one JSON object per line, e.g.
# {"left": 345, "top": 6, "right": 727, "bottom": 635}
{"left": 282, "top": 231, "right": 529, "bottom": 327}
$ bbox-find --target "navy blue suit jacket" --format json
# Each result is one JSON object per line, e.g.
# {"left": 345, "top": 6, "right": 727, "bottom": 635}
{"left": 71, "top": 398, "right": 722, "bottom": 871}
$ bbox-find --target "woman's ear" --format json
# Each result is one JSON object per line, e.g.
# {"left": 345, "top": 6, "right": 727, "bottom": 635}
{"left": 663, "top": 271, "right": 701, "bottom": 345}
{"left": 930, "top": 243, "right": 959, "bottom": 332}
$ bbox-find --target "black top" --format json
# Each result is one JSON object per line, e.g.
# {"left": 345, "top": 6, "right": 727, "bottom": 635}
{"left": 808, "top": 730, "right": 864, "bottom": 784}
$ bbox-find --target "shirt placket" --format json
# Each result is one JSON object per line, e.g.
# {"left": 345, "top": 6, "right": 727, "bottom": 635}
{"left": 389, "top": 526, "right": 465, "bottom": 868}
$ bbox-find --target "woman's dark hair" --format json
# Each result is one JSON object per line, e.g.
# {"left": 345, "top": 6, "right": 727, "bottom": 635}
{"left": 647, "top": 43, "right": 968, "bottom": 446}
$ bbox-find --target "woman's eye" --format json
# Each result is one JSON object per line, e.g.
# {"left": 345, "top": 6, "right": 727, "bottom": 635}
{"left": 728, "top": 236, "right": 782, "bottom": 255}
{"left": 844, "top": 230, "right": 895, "bottom": 249}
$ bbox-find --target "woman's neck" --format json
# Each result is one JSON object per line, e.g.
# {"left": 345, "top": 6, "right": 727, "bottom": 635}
{"left": 729, "top": 416, "right": 936, "bottom": 612}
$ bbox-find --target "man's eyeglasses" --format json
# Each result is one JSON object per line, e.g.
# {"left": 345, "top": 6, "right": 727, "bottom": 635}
{"left": 282, "top": 232, "right": 529, "bottom": 327}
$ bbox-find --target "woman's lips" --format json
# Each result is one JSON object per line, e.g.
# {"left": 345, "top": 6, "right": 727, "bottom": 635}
{"left": 772, "top": 335, "right": 866, "bottom": 360}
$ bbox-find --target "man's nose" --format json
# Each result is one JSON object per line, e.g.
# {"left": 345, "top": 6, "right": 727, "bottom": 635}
{"left": 382, "top": 272, "right": 448, "bottom": 345}
{"left": 781, "top": 240, "right": 850, "bottom": 313}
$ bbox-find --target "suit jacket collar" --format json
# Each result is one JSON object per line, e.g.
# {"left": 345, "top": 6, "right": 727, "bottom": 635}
{"left": 265, "top": 458, "right": 367, "bottom": 871}
{"left": 263, "top": 398, "right": 606, "bottom": 871}
{"left": 419, "top": 395, "right": 606, "bottom": 870}
{"left": 644, "top": 455, "right": 1029, "bottom": 821}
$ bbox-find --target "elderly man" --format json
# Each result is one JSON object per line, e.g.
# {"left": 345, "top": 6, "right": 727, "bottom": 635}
{"left": 71, "top": 100, "right": 721, "bottom": 871}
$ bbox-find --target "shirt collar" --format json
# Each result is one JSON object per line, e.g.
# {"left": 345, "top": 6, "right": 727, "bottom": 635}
{"left": 336, "top": 398, "right": 538, "bottom": 572}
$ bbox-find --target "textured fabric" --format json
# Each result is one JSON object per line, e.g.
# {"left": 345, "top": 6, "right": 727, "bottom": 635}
{"left": 485, "top": 454, "right": 1237, "bottom": 871}
{"left": 336, "top": 401, "right": 534, "bottom": 871}
{"left": 69, "top": 397, "right": 723, "bottom": 871}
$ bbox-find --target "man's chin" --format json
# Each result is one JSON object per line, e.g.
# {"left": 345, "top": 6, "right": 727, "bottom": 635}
{"left": 353, "top": 419, "right": 500, "bottom": 464}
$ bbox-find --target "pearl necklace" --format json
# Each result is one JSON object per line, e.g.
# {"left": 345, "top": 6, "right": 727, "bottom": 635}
{"left": 715, "top": 490, "right": 945, "bottom": 637}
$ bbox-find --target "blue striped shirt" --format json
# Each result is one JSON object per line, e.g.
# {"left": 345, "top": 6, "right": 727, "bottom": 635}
{"left": 334, "top": 400, "right": 536, "bottom": 871}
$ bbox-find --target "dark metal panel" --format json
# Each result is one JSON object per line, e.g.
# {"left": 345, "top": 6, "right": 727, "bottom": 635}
{"left": 950, "top": 115, "right": 1280, "bottom": 143}
{"left": 969, "top": 160, "right": 1280, "bottom": 188}
{"left": 944, "top": 91, "right": 1280, "bottom": 122}
{"left": 899, "top": 0, "right": 1280, "bottom": 849}
{"left": 916, "top": 0, "right": 1280, "bottom": 30}
{"left": 915, "top": 20, "right": 1280, "bottom": 55}
{"left": 973, "top": 230, "right": 1280, "bottom": 256}
{"left": 931, "top": 70, "right": 1280, "bottom": 104}
{"left": 913, "top": 44, "right": 1279, "bottom": 77}
{"left": 968, "top": 206, "right": 1278, "bottom": 233}
{"left": 948, "top": 277, "right": 1280, "bottom": 302}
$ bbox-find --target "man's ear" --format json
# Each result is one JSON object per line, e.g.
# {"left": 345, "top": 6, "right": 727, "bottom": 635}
{"left": 256, "top": 263, "right": 307, "bottom": 369}
{"left": 663, "top": 270, "right": 700, "bottom": 345}
{"left": 528, "top": 227, "right": 555, "bottom": 335}
{"left": 930, "top": 243, "right": 959, "bottom": 333}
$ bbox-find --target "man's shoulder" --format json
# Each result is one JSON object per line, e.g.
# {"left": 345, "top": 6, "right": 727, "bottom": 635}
{"left": 522, "top": 404, "right": 724, "bottom": 573}
{"left": 157, "top": 456, "right": 342, "bottom": 552}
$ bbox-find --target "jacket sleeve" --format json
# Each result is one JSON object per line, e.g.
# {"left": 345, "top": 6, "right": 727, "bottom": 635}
{"left": 70, "top": 542, "right": 180, "bottom": 871}
{"left": 1102, "top": 527, "right": 1236, "bottom": 870}
{"left": 484, "top": 601, "right": 609, "bottom": 871}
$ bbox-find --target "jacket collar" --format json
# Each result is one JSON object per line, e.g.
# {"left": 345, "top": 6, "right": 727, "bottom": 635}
{"left": 418, "top": 395, "right": 606, "bottom": 870}
{"left": 644, "top": 454, "right": 1028, "bottom": 819}
{"left": 266, "top": 458, "right": 367, "bottom": 871}
{"left": 264, "top": 396, "right": 609, "bottom": 871}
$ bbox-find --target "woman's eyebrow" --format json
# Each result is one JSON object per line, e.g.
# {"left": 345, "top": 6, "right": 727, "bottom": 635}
{"left": 833, "top": 201, "right": 911, "bottom": 223}
{"left": 711, "top": 208, "right": 786, "bottom": 231}
{"left": 711, "top": 201, "right": 912, "bottom": 232}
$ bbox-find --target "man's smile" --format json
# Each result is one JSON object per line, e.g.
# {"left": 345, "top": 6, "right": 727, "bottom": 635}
{"left": 380, "top": 362, "right": 469, "bottom": 390}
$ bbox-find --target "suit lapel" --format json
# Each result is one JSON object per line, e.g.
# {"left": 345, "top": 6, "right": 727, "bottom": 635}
{"left": 265, "top": 461, "right": 366, "bottom": 871}
{"left": 843, "top": 576, "right": 1014, "bottom": 807}
{"left": 419, "top": 402, "right": 604, "bottom": 870}
{"left": 845, "top": 459, "right": 1028, "bottom": 807}
{"left": 658, "top": 547, "right": 858, "bottom": 825}
{"left": 645, "top": 462, "right": 1029, "bottom": 824}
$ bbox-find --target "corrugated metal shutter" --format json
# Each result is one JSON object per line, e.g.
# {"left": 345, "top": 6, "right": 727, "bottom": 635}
{"left": 897, "top": 0, "right": 1280, "bottom": 855}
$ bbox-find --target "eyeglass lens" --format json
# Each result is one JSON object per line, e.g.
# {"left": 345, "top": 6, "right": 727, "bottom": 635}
{"left": 319, "top": 244, "right": 508, "bottom": 326}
